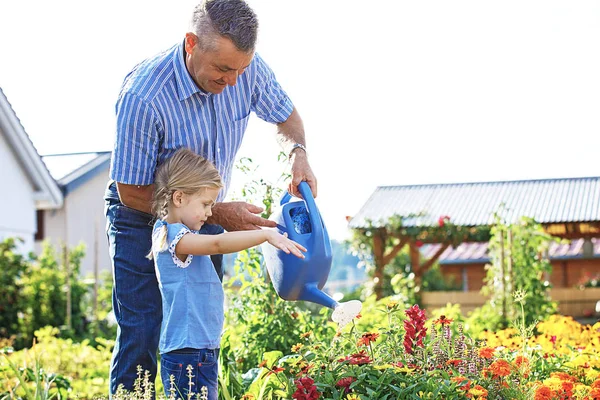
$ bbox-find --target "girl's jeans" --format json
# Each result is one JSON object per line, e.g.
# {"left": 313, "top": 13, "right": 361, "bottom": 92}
{"left": 104, "top": 182, "right": 223, "bottom": 396}
{"left": 160, "top": 348, "right": 220, "bottom": 399}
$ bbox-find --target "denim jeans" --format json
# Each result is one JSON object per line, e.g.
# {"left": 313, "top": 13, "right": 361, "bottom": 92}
{"left": 104, "top": 182, "right": 224, "bottom": 396}
{"left": 160, "top": 348, "right": 219, "bottom": 400}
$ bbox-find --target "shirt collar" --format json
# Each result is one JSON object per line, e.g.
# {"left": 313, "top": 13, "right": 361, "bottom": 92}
{"left": 173, "top": 40, "right": 211, "bottom": 101}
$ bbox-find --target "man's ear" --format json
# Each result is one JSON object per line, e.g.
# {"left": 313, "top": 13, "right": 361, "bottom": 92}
{"left": 172, "top": 190, "right": 185, "bottom": 207}
{"left": 184, "top": 32, "right": 198, "bottom": 55}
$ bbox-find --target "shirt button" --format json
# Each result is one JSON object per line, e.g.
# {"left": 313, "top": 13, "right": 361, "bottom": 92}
{"left": 217, "top": 148, "right": 221, "bottom": 153}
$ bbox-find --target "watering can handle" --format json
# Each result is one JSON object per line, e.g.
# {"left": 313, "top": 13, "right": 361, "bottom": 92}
{"left": 298, "top": 181, "right": 323, "bottom": 235}
{"left": 280, "top": 191, "right": 292, "bottom": 206}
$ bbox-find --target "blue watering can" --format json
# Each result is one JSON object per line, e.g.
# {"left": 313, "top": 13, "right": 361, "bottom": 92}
{"left": 262, "top": 182, "right": 361, "bottom": 328}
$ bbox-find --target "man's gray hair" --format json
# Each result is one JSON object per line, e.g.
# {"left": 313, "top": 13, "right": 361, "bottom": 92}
{"left": 191, "top": 0, "right": 258, "bottom": 53}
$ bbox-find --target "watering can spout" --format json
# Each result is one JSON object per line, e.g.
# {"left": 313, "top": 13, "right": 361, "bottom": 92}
{"left": 301, "top": 283, "right": 338, "bottom": 309}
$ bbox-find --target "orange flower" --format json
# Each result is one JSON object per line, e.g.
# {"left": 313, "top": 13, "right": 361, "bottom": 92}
{"left": 357, "top": 332, "right": 380, "bottom": 347}
{"left": 488, "top": 359, "right": 511, "bottom": 378}
{"left": 534, "top": 385, "right": 553, "bottom": 400}
{"left": 258, "top": 360, "right": 268, "bottom": 368}
{"left": 513, "top": 355, "right": 529, "bottom": 367}
{"left": 451, "top": 376, "right": 471, "bottom": 391}
{"left": 267, "top": 366, "right": 285, "bottom": 376}
{"left": 478, "top": 347, "right": 495, "bottom": 359}
{"left": 241, "top": 395, "right": 255, "bottom": 400}
{"left": 300, "top": 331, "right": 313, "bottom": 339}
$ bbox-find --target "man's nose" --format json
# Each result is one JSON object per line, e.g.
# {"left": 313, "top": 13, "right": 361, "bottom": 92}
{"left": 223, "top": 70, "right": 238, "bottom": 86}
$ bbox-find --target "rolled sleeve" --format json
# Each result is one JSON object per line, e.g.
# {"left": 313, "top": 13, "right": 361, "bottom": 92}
{"left": 110, "top": 92, "right": 161, "bottom": 185}
{"left": 251, "top": 53, "right": 294, "bottom": 124}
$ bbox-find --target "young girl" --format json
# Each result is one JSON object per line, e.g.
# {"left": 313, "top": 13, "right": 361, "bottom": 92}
{"left": 148, "top": 148, "right": 306, "bottom": 399}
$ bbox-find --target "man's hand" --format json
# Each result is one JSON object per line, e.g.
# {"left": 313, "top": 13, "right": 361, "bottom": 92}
{"left": 289, "top": 151, "right": 318, "bottom": 199}
{"left": 116, "top": 182, "right": 154, "bottom": 214}
{"left": 208, "top": 202, "right": 278, "bottom": 232}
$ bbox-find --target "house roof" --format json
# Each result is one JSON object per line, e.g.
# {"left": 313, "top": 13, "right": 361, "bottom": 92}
{"left": 42, "top": 151, "right": 111, "bottom": 195}
{"left": 349, "top": 177, "right": 600, "bottom": 229}
{"left": 423, "top": 238, "right": 600, "bottom": 265}
{"left": 0, "top": 87, "right": 63, "bottom": 209}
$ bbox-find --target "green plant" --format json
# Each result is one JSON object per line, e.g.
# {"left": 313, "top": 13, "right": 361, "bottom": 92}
{"left": 482, "top": 215, "right": 557, "bottom": 330}
{"left": 17, "top": 243, "right": 88, "bottom": 347}
{"left": 0, "top": 238, "right": 30, "bottom": 341}
{"left": 0, "top": 326, "right": 113, "bottom": 398}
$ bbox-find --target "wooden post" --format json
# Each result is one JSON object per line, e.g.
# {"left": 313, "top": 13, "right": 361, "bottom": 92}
{"left": 409, "top": 242, "right": 421, "bottom": 291}
{"left": 499, "top": 229, "right": 506, "bottom": 323}
{"left": 372, "top": 231, "right": 386, "bottom": 299}
{"left": 507, "top": 228, "right": 513, "bottom": 311}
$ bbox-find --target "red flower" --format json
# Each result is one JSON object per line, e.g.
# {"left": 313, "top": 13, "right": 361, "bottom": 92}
{"left": 292, "top": 376, "right": 321, "bottom": 400}
{"left": 338, "top": 350, "right": 372, "bottom": 365}
{"left": 433, "top": 315, "right": 453, "bottom": 326}
{"left": 415, "top": 240, "right": 424, "bottom": 248}
{"left": 446, "top": 359, "right": 462, "bottom": 367}
{"left": 403, "top": 305, "right": 427, "bottom": 355}
{"left": 335, "top": 377, "right": 356, "bottom": 394}
{"left": 357, "top": 332, "right": 380, "bottom": 347}
{"left": 438, "top": 215, "right": 450, "bottom": 227}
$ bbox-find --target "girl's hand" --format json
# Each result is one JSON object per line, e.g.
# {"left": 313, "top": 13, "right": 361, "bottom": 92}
{"left": 266, "top": 231, "right": 307, "bottom": 258}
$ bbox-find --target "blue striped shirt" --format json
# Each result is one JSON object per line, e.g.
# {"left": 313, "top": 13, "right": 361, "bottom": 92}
{"left": 109, "top": 41, "right": 294, "bottom": 200}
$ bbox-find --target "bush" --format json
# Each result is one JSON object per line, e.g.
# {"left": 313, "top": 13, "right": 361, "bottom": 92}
{"left": 0, "top": 238, "right": 112, "bottom": 349}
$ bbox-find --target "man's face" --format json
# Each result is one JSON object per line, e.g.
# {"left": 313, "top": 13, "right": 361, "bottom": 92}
{"left": 184, "top": 33, "right": 254, "bottom": 95}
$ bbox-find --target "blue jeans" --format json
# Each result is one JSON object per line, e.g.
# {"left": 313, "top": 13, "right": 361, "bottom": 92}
{"left": 104, "top": 182, "right": 224, "bottom": 396}
{"left": 160, "top": 348, "right": 219, "bottom": 400}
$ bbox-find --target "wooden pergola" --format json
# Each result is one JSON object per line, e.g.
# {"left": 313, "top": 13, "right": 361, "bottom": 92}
{"left": 361, "top": 221, "right": 600, "bottom": 299}
{"left": 348, "top": 177, "right": 600, "bottom": 299}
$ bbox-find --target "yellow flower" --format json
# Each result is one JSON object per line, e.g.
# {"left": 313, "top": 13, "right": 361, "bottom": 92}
{"left": 291, "top": 343, "right": 304, "bottom": 353}
{"left": 346, "top": 395, "right": 361, "bottom": 400}
{"left": 386, "top": 301, "right": 398, "bottom": 310}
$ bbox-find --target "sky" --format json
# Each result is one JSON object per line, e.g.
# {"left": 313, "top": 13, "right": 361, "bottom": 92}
{"left": 1, "top": 1, "right": 599, "bottom": 240}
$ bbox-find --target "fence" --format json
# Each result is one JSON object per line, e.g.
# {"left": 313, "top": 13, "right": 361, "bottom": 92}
{"left": 421, "top": 288, "right": 600, "bottom": 318}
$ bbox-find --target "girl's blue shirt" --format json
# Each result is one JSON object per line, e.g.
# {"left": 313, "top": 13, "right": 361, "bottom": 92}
{"left": 152, "top": 219, "right": 224, "bottom": 353}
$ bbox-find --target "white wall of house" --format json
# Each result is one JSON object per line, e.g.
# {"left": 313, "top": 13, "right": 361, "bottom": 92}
{"left": 0, "top": 130, "right": 36, "bottom": 251}
{"left": 36, "top": 171, "right": 111, "bottom": 277}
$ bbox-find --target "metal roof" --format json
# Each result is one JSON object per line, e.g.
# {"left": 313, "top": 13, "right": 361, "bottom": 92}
{"left": 349, "top": 177, "right": 600, "bottom": 229}
{"left": 422, "top": 238, "right": 600, "bottom": 265}
{"left": 42, "top": 151, "right": 111, "bottom": 196}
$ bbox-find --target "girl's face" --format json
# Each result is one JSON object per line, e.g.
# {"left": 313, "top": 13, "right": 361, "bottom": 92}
{"left": 174, "top": 187, "right": 220, "bottom": 231}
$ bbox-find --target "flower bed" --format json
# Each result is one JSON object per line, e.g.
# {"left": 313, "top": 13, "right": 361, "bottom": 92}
{"left": 240, "top": 303, "right": 600, "bottom": 400}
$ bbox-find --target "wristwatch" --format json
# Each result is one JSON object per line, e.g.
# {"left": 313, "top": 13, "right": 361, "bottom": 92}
{"left": 288, "top": 143, "right": 307, "bottom": 159}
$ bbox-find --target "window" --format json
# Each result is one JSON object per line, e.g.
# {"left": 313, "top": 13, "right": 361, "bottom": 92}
{"left": 35, "top": 210, "right": 45, "bottom": 241}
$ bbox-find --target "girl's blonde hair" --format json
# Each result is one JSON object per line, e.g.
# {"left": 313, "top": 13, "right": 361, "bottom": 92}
{"left": 148, "top": 148, "right": 223, "bottom": 259}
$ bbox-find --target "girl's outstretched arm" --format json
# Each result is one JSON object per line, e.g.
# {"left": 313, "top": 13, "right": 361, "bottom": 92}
{"left": 176, "top": 229, "right": 306, "bottom": 258}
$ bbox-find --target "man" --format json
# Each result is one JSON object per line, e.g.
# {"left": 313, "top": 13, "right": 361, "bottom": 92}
{"left": 104, "top": 0, "right": 317, "bottom": 394}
